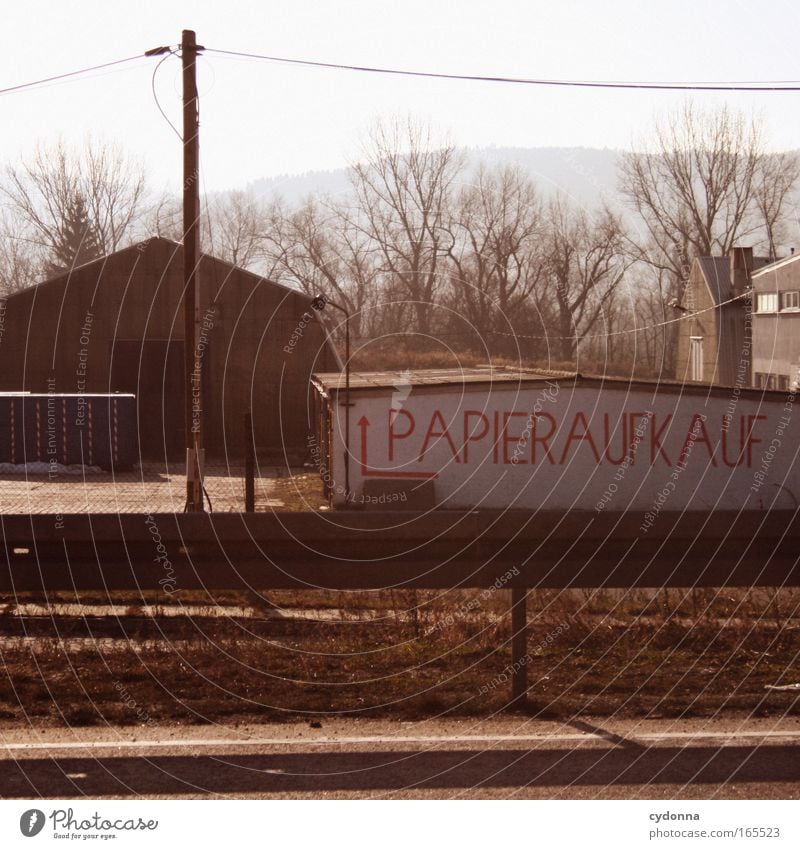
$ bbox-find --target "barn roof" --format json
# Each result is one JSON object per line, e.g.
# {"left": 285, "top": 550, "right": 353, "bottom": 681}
{"left": 2, "top": 236, "right": 313, "bottom": 303}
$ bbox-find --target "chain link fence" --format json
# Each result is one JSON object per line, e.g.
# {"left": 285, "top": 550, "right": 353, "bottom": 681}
{"left": 0, "top": 462, "right": 285, "bottom": 513}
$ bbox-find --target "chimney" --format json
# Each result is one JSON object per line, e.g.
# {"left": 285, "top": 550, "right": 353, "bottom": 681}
{"left": 730, "top": 246, "right": 754, "bottom": 296}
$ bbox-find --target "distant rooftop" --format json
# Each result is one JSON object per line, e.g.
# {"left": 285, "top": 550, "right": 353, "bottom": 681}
{"left": 696, "top": 255, "right": 771, "bottom": 305}
{"left": 312, "top": 366, "right": 786, "bottom": 399}
{"left": 750, "top": 251, "right": 800, "bottom": 279}
{"left": 312, "top": 366, "right": 573, "bottom": 393}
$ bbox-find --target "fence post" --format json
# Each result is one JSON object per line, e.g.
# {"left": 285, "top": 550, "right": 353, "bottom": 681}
{"left": 511, "top": 587, "right": 528, "bottom": 703}
{"left": 244, "top": 411, "right": 255, "bottom": 512}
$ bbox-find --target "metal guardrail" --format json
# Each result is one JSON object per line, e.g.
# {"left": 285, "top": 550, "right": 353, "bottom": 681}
{"left": 3, "top": 509, "right": 800, "bottom": 701}
{"left": 2, "top": 510, "right": 800, "bottom": 590}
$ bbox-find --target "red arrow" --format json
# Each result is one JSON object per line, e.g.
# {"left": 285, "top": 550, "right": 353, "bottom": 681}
{"left": 357, "top": 414, "right": 437, "bottom": 479}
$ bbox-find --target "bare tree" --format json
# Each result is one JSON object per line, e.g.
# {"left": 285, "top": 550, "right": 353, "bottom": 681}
{"left": 754, "top": 151, "right": 800, "bottom": 260}
{"left": 264, "top": 196, "right": 379, "bottom": 340}
{"left": 203, "top": 190, "right": 268, "bottom": 269}
{"left": 619, "top": 104, "right": 799, "bottom": 289}
{"left": 3, "top": 138, "right": 148, "bottom": 278}
{"left": 0, "top": 212, "right": 38, "bottom": 295}
{"left": 144, "top": 193, "right": 183, "bottom": 242}
{"left": 349, "top": 119, "right": 463, "bottom": 335}
{"left": 446, "top": 164, "right": 546, "bottom": 353}
{"left": 540, "top": 201, "right": 628, "bottom": 363}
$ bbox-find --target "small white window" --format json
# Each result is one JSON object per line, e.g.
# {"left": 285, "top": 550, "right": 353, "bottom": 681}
{"left": 757, "top": 293, "right": 779, "bottom": 312}
{"left": 690, "top": 336, "right": 703, "bottom": 382}
{"left": 781, "top": 291, "right": 800, "bottom": 310}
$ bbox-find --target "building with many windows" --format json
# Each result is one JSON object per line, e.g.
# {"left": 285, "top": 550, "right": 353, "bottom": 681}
{"left": 751, "top": 251, "right": 800, "bottom": 390}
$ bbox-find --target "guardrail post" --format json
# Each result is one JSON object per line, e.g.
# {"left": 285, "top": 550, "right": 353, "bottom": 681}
{"left": 511, "top": 587, "right": 528, "bottom": 704}
{"left": 244, "top": 412, "right": 255, "bottom": 512}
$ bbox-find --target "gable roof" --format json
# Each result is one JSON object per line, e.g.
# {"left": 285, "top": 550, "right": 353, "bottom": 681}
{"left": 2, "top": 236, "right": 311, "bottom": 303}
{"left": 695, "top": 254, "right": 771, "bottom": 306}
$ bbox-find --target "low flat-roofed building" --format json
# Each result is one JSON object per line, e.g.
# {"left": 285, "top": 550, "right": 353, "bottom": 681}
{"left": 311, "top": 366, "right": 796, "bottom": 512}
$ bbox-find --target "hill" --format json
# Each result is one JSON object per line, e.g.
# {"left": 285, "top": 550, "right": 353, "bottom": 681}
{"left": 247, "top": 146, "right": 623, "bottom": 209}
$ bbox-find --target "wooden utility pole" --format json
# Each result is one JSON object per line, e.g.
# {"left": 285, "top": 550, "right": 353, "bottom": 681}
{"left": 182, "top": 29, "right": 204, "bottom": 511}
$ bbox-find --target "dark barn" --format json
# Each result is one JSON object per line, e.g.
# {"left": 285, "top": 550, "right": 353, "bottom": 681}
{"left": 0, "top": 237, "right": 340, "bottom": 464}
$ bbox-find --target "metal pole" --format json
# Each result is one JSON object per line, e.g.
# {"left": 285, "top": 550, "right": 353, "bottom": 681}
{"left": 182, "top": 29, "right": 204, "bottom": 512}
{"left": 343, "top": 320, "right": 350, "bottom": 502}
{"left": 244, "top": 411, "right": 255, "bottom": 512}
{"left": 511, "top": 587, "right": 528, "bottom": 703}
{"left": 311, "top": 295, "right": 351, "bottom": 503}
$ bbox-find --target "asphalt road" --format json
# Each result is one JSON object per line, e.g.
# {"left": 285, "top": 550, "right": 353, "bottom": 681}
{"left": 2, "top": 716, "right": 799, "bottom": 799}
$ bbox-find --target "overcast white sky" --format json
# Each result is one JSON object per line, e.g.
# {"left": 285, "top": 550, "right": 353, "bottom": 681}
{"left": 2, "top": 0, "right": 799, "bottom": 194}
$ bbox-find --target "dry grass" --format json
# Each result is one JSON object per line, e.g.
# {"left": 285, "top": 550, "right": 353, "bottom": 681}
{"left": 1, "top": 586, "right": 799, "bottom": 727}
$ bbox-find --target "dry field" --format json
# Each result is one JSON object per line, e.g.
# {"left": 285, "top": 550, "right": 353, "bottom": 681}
{"left": 1, "top": 466, "right": 799, "bottom": 727}
{"left": 0, "top": 584, "right": 798, "bottom": 728}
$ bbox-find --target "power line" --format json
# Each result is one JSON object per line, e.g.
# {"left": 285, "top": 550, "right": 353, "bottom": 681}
{"left": 205, "top": 47, "right": 800, "bottom": 92}
{"left": 0, "top": 55, "right": 148, "bottom": 97}
{"left": 3, "top": 45, "right": 797, "bottom": 102}
{"left": 150, "top": 50, "right": 183, "bottom": 140}
{"left": 343, "top": 291, "right": 748, "bottom": 344}
{"left": 484, "top": 291, "right": 749, "bottom": 342}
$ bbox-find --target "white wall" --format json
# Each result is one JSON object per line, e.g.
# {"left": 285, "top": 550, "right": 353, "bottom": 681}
{"left": 327, "top": 381, "right": 800, "bottom": 513}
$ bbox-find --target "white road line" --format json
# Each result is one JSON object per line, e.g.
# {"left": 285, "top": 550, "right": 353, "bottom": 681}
{"left": 2, "top": 729, "right": 800, "bottom": 752}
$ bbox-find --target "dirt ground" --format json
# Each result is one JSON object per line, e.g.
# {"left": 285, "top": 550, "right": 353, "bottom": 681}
{"left": 0, "top": 461, "right": 323, "bottom": 513}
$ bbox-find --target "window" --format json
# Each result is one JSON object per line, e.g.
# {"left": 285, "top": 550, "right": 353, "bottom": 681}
{"left": 778, "top": 374, "right": 790, "bottom": 391}
{"left": 766, "top": 375, "right": 777, "bottom": 390}
{"left": 754, "top": 372, "right": 768, "bottom": 388}
{"left": 757, "top": 292, "right": 779, "bottom": 312}
{"left": 781, "top": 291, "right": 800, "bottom": 310}
{"left": 689, "top": 337, "right": 703, "bottom": 382}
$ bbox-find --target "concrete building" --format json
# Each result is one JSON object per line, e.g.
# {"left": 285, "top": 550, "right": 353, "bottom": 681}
{"left": 750, "top": 252, "right": 800, "bottom": 390}
{"left": 0, "top": 237, "right": 340, "bottom": 464}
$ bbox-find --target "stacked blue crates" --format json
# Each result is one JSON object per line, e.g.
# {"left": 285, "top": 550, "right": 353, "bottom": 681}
{"left": 0, "top": 393, "right": 137, "bottom": 470}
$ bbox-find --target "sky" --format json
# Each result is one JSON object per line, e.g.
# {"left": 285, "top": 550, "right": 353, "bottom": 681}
{"left": 2, "top": 0, "right": 800, "bottom": 195}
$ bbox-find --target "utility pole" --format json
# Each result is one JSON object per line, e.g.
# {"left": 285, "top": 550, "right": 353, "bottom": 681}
{"left": 182, "top": 29, "right": 204, "bottom": 512}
